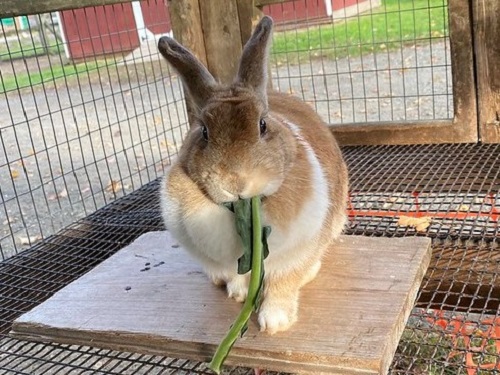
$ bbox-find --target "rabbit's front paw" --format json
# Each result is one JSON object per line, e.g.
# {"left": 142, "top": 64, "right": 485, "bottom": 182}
{"left": 208, "top": 274, "right": 226, "bottom": 287}
{"left": 226, "top": 274, "right": 249, "bottom": 303}
{"left": 258, "top": 297, "right": 298, "bottom": 334}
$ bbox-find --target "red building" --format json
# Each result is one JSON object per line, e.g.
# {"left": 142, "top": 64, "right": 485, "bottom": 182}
{"left": 58, "top": 1, "right": 171, "bottom": 60}
{"left": 58, "top": 0, "right": 379, "bottom": 60}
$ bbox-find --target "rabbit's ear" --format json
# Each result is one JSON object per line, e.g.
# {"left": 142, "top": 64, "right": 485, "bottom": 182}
{"left": 235, "top": 16, "right": 273, "bottom": 101}
{"left": 158, "top": 37, "right": 216, "bottom": 109}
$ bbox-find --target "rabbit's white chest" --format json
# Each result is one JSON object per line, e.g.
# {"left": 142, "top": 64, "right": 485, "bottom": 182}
{"left": 185, "top": 204, "right": 243, "bottom": 264}
{"left": 162, "top": 190, "right": 243, "bottom": 268}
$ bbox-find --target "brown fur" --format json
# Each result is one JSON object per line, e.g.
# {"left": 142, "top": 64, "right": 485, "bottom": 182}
{"left": 159, "top": 16, "right": 348, "bottom": 334}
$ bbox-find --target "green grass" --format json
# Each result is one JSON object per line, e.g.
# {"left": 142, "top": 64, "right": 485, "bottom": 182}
{"left": 271, "top": 0, "right": 449, "bottom": 63}
{"left": 0, "top": 36, "right": 62, "bottom": 61}
{"left": 0, "top": 59, "right": 115, "bottom": 93}
{"left": 2, "top": 0, "right": 449, "bottom": 93}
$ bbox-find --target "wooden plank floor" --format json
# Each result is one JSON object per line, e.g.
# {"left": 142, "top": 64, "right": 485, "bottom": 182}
{"left": 10, "top": 231, "right": 431, "bottom": 375}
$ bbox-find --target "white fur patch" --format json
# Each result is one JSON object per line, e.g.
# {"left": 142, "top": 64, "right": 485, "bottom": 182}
{"left": 161, "top": 172, "right": 242, "bottom": 275}
{"left": 263, "top": 116, "right": 330, "bottom": 272}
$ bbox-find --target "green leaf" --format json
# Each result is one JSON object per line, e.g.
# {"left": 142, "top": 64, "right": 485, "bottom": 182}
{"left": 222, "top": 201, "right": 235, "bottom": 212}
{"left": 232, "top": 199, "right": 253, "bottom": 275}
{"left": 253, "top": 268, "right": 265, "bottom": 312}
{"left": 232, "top": 200, "right": 271, "bottom": 275}
{"left": 240, "top": 323, "right": 248, "bottom": 338}
{"left": 209, "top": 196, "right": 270, "bottom": 374}
{"left": 262, "top": 225, "right": 271, "bottom": 259}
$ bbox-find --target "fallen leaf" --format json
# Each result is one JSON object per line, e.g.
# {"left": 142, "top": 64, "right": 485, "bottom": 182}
{"left": 2, "top": 218, "right": 14, "bottom": 225}
{"left": 48, "top": 187, "right": 68, "bottom": 201}
{"left": 160, "top": 140, "right": 175, "bottom": 149}
{"left": 106, "top": 180, "right": 122, "bottom": 193}
{"left": 10, "top": 169, "right": 20, "bottom": 179}
{"left": 58, "top": 187, "right": 68, "bottom": 198}
{"left": 18, "top": 235, "right": 43, "bottom": 245}
{"left": 458, "top": 204, "right": 470, "bottom": 212}
{"left": 398, "top": 216, "right": 432, "bottom": 232}
{"left": 155, "top": 160, "right": 171, "bottom": 172}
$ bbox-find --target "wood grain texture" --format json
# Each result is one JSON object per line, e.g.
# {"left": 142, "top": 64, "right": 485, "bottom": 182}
{"left": 11, "top": 232, "right": 431, "bottom": 375}
{"left": 0, "top": 0, "right": 133, "bottom": 17}
{"left": 167, "top": 0, "right": 207, "bottom": 127}
{"left": 167, "top": 0, "right": 207, "bottom": 67}
{"left": 474, "top": 0, "right": 500, "bottom": 143}
{"left": 330, "top": 120, "right": 461, "bottom": 146}
{"left": 199, "top": 0, "right": 243, "bottom": 85}
{"left": 447, "top": 0, "right": 478, "bottom": 142}
{"left": 236, "top": 0, "right": 255, "bottom": 46}
{"left": 255, "top": 0, "right": 295, "bottom": 7}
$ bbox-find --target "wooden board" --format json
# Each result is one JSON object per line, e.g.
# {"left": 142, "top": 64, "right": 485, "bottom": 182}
{"left": 1, "top": 0, "right": 135, "bottom": 18}
{"left": 10, "top": 232, "right": 431, "bottom": 375}
{"left": 199, "top": 0, "right": 243, "bottom": 85}
{"left": 474, "top": 0, "right": 500, "bottom": 143}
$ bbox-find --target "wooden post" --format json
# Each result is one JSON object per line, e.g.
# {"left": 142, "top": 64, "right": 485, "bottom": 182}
{"left": 198, "top": 0, "right": 243, "bottom": 84}
{"left": 167, "top": 0, "right": 263, "bottom": 126}
{"left": 237, "top": 0, "right": 256, "bottom": 46}
{"left": 473, "top": 0, "right": 500, "bottom": 143}
{"left": 166, "top": 0, "right": 208, "bottom": 126}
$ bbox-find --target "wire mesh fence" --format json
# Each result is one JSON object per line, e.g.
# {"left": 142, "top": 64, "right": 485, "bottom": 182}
{"left": 1, "top": 2, "right": 187, "bottom": 260}
{"left": 267, "top": 0, "right": 453, "bottom": 124}
{"left": 1, "top": 144, "right": 499, "bottom": 375}
{"left": 1, "top": 0, "right": 453, "bottom": 260}
{"left": 0, "top": 0, "right": 498, "bottom": 375}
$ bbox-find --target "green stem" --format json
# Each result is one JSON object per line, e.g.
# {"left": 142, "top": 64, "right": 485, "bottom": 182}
{"left": 208, "top": 196, "right": 263, "bottom": 374}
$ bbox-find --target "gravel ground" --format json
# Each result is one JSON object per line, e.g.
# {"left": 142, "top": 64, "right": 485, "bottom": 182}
{"left": 0, "top": 40, "right": 452, "bottom": 260}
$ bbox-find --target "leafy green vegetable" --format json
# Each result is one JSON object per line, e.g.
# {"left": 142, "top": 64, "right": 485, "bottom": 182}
{"left": 225, "top": 199, "right": 270, "bottom": 275}
{"left": 209, "top": 196, "right": 270, "bottom": 374}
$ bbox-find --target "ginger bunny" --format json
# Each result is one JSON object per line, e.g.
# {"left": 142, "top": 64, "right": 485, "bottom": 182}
{"left": 158, "top": 16, "right": 348, "bottom": 334}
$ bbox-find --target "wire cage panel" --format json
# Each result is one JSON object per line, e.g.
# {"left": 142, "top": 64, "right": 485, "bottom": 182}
{"left": 1, "top": 144, "right": 500, "bottom": 375}
{"left": 1, "top": 2, "right": 188, "bottom": 260}
{"left": 267, "top": 0, "right": 453, "bottom": 125}
{"left": 0, "top": 1, "right": 498, "bottom": 375}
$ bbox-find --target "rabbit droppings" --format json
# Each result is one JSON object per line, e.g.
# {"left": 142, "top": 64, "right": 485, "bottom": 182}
{"left": 158, "top": 16, "right": 348, "bottom": 335}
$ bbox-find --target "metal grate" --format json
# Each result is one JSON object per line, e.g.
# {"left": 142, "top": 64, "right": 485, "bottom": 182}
{"left": 0, "top": 0, "right": 498, "bottom": 374}
{"left": 345, "top": 144, "right": 500, "bottom": 240}
{"left": 1, "top": 144, "right": 499, "bottom": 374}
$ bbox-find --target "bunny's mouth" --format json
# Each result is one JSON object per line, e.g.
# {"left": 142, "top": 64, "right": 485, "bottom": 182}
{"left": 220, "top": 188, "right": 239, "bottom": 202}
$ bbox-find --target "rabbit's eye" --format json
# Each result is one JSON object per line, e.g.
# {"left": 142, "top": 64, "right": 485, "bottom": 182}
{"left": 259, "top": 118, "right": 267, "bottom": 136}
{"left": 201, "top": 125, "right": 209, "bottom": 141}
